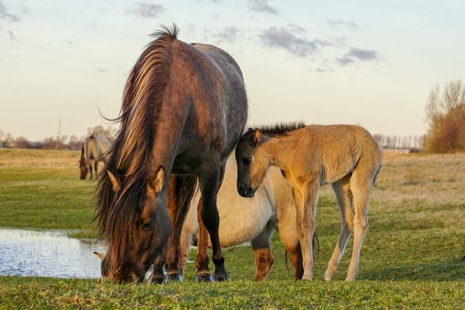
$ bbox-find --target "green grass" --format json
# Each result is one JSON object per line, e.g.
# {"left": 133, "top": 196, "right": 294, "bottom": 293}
{"left": 0, "top": 149, "right": 96, "bottom": 238}
{"left": 2, "top": 277, "right": 465, "bottom": 309}
{"left": 1, "top": 149, "right": 465, "bottom": 308}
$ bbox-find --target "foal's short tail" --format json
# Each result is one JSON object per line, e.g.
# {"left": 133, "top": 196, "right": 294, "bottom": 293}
{"left": 289, "top": 232, "right": 320, "bottom": 280}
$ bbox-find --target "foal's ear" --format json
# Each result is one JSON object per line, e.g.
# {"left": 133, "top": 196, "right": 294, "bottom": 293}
{"left": 148, "top": 166, "right": 165, "bottom": 193}
{"left": 107, "top": 170, "right": 121, "bottom": 192}
{"left": 252, "top": 128, "right": 261, "bottom": 146}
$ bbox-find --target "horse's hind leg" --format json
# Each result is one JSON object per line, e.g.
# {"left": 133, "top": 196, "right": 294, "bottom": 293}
{"left": 323, "top": 174, "right": 354, "bottom": 281}
{"left": 195, "top": 199, "right": 214, "bottom": 282}
{"left": 345, "top": 169, "right": 374, "bottom": 281}
{"left": 251, "top": 221, "right": 274, "bottom": 281}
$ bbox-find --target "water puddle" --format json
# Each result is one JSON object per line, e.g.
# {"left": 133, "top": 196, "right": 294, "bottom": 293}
{"left": 0, "top": 227, "right": 105, "bottom": 279}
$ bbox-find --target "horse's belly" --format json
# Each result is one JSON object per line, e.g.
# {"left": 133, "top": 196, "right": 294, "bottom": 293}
{"left": 211, "top": 193, "right": 273, "bottom": 248}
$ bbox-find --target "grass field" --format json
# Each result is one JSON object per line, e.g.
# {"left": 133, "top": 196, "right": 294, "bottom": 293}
{"left": 1, "top": 148, "right": 465, "bottom": 308}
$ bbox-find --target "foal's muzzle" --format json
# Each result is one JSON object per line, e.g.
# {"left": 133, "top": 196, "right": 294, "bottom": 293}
{"left": 238, "top": 185, "right": 254, "bottom": 198}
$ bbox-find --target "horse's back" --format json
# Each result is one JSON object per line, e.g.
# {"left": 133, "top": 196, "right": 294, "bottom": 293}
{"left": 171, "top": 40, "right": 248, "bottom": 159}
{"left": 86, "top": 135, "right": 111, "bottom": 160}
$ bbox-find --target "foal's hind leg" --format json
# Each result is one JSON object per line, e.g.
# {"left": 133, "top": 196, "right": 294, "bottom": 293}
{"left": 323, "top": 174, "right": 354, "bottom": 281}
{"left": 345, "top": 170, "right": 373, "bottom": 281}
{"left": 294, "top": 178, "right": 319, "bottom": 280}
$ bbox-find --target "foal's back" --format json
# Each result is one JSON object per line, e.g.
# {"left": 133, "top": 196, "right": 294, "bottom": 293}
{"left": 292, "top": 125, "right": 380, "bottom": 184}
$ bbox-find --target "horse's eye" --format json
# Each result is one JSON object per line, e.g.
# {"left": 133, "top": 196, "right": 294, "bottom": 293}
{"left": 141, "top": 221, "right": 153, "bottom": 230}
{"left": 242, "top": 157, "right": 252, "bottom": 165}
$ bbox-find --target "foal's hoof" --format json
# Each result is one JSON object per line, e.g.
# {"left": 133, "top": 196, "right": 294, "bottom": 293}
{"left": 165, "top": 274, "right": 183, "bottom": 282}
{"left": 195, "top": 273, "right": 214, "bottom": 283}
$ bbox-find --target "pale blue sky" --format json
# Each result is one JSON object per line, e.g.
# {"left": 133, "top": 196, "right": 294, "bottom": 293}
{"left": 1, "top": 0, "right": 464, "bottom": 140}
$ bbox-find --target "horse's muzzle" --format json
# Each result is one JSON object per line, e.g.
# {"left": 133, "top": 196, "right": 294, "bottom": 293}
{"left": 238, "top": 185, "right": 254, "bottom": 198}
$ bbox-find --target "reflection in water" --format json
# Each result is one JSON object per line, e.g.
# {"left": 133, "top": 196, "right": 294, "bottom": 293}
{"left": 0, "top": 227, "right": 105, "bottom": 278}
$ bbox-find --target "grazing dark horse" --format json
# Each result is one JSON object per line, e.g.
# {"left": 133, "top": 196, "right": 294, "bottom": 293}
{"left": 79, "top": 135, "right": 111, "bottom": 180}
{"left": 94, "top": 25, "right": 248, "bottom": 283}
{"left": 235, "top": 123, "right": 381, "bottom": 281}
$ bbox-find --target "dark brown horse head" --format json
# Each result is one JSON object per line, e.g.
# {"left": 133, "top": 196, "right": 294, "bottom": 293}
{"left": 97, "top": 167, "right": 171, "bottom": 283}
{"left": 235, "top": 128, "right": 267, "bottom": 198}
{"left": 79, "top": 158, "right": 88, "bottom": 180}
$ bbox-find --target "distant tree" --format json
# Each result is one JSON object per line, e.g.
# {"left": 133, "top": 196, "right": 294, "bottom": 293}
{"left": 87, "top": 125, "right": 116, "bottom": 138}
{"left": 424, "top": 80, "right": 465, "bottom": 153}
{"left": 67, "top": 135, "right": 83, "bottom": 151}
{"left": 14, "top": 137, "right": 30, "bottom": 149}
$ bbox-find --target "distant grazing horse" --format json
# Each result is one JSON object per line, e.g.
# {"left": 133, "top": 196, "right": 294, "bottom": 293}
{"left": 94, "top": 25, "right": 247, "bottom": 283}
{"left": 79, "top": 135, "right": 111, "bottom": 180}
{"left": 179, "top": 158, "right": 302, "bottom": 281}
{"left": 235, "top": 123, "right": 381, "bottom": 281}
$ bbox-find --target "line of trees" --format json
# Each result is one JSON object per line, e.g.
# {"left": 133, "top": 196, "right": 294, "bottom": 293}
{"left": 3, "top": 80, "right": 465, "bottom": 154}
{"left": 0, "top": 126, "right": 116, "bottom": 150}
{"left": 373, "top": 134, "right": 425, "bottom": 151}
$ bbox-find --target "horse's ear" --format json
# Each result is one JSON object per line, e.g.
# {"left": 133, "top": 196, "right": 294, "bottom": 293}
{"left": 252, "top": 128, "right": 261, "bottom": 146}
{"left": 94, "top": 251, "right": 105, "bottom": 260}
{"left": 107, "top": 170, "right": 121, "bottom": 192}
{"left": 148, "top": 166, "right": 165, "bottom": 193}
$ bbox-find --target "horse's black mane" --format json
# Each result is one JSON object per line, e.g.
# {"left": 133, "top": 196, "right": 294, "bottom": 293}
{"left": 246, "top": 122, "right": 306, "bottom": 137}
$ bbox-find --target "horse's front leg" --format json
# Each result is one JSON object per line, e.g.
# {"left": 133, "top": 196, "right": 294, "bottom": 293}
{"left": 87, "top": 162, "right": 93, "bottom": 180}
{"left": 199, "top": 164, "right": 228, "bottom": 281}
{"left": 94, "top": 161, "right": 99, "bottom": 179}
{"left": 149, "top": 252, "right": 166, "bottom": 285}
{"left": 294, "top": 178, "right": 319, "bottom": 281}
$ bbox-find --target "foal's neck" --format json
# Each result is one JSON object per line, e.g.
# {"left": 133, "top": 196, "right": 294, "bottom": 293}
{"left": 261, "top": 133, "right": 297, "bottom": 171}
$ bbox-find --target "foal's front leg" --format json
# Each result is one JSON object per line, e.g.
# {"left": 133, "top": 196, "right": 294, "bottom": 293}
{"left": 294, "top": 178, "right": 319, "bottom": 281}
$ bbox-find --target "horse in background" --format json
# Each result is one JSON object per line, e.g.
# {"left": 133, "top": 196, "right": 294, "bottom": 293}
{"left": 235, "top": 123, "right": 381, "bottom": 281}
{"left": 94, "top": 25, "right": 247, "bottom": 283}
{"left": 79, "top": 135, "right": 111, "bottom": 180}
{"left": 179, "top": 158, "right": 303, "bottom": 281}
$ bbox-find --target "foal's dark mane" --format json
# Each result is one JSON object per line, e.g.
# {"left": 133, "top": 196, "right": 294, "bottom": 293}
{"left": 250, "top": 122, "right": 306, "bottom": 137}
{"left": 95, "top": 25, "right": 179, "bottom": 267}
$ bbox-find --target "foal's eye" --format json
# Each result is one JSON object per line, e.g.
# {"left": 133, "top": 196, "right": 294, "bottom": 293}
{"left": 242, "top": 157, "right": 252, "bottom": 165}
{"left": 141, "top": 221, "right": 153, "bottom": 230}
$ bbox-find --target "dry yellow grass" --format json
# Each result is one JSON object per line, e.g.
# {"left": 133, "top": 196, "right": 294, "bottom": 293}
{"left": 318, "top": 152, "right": 465, "bottom": 232}
{"left": 0, "top": 149, "right": 80, "bottom": 169}
{"left": 319, "top": 152, "right": 465, "bottom": 206}
{"left": 373, "top": 152, "right": 465, "bottom": 206}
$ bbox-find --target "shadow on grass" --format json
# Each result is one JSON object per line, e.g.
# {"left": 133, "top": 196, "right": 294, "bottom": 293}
{"left": 360, "top": 259, "right": 465, "bottom": 281}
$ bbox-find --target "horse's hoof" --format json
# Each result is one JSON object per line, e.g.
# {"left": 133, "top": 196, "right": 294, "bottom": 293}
{"left": 213, "top": 274, "right": 230, "bottom": 282}
{"left": 165, "top": 274, "right": 183, "bottom": 282}
{"left": 195, "top": 274, "right": 214, "bottom": 283}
